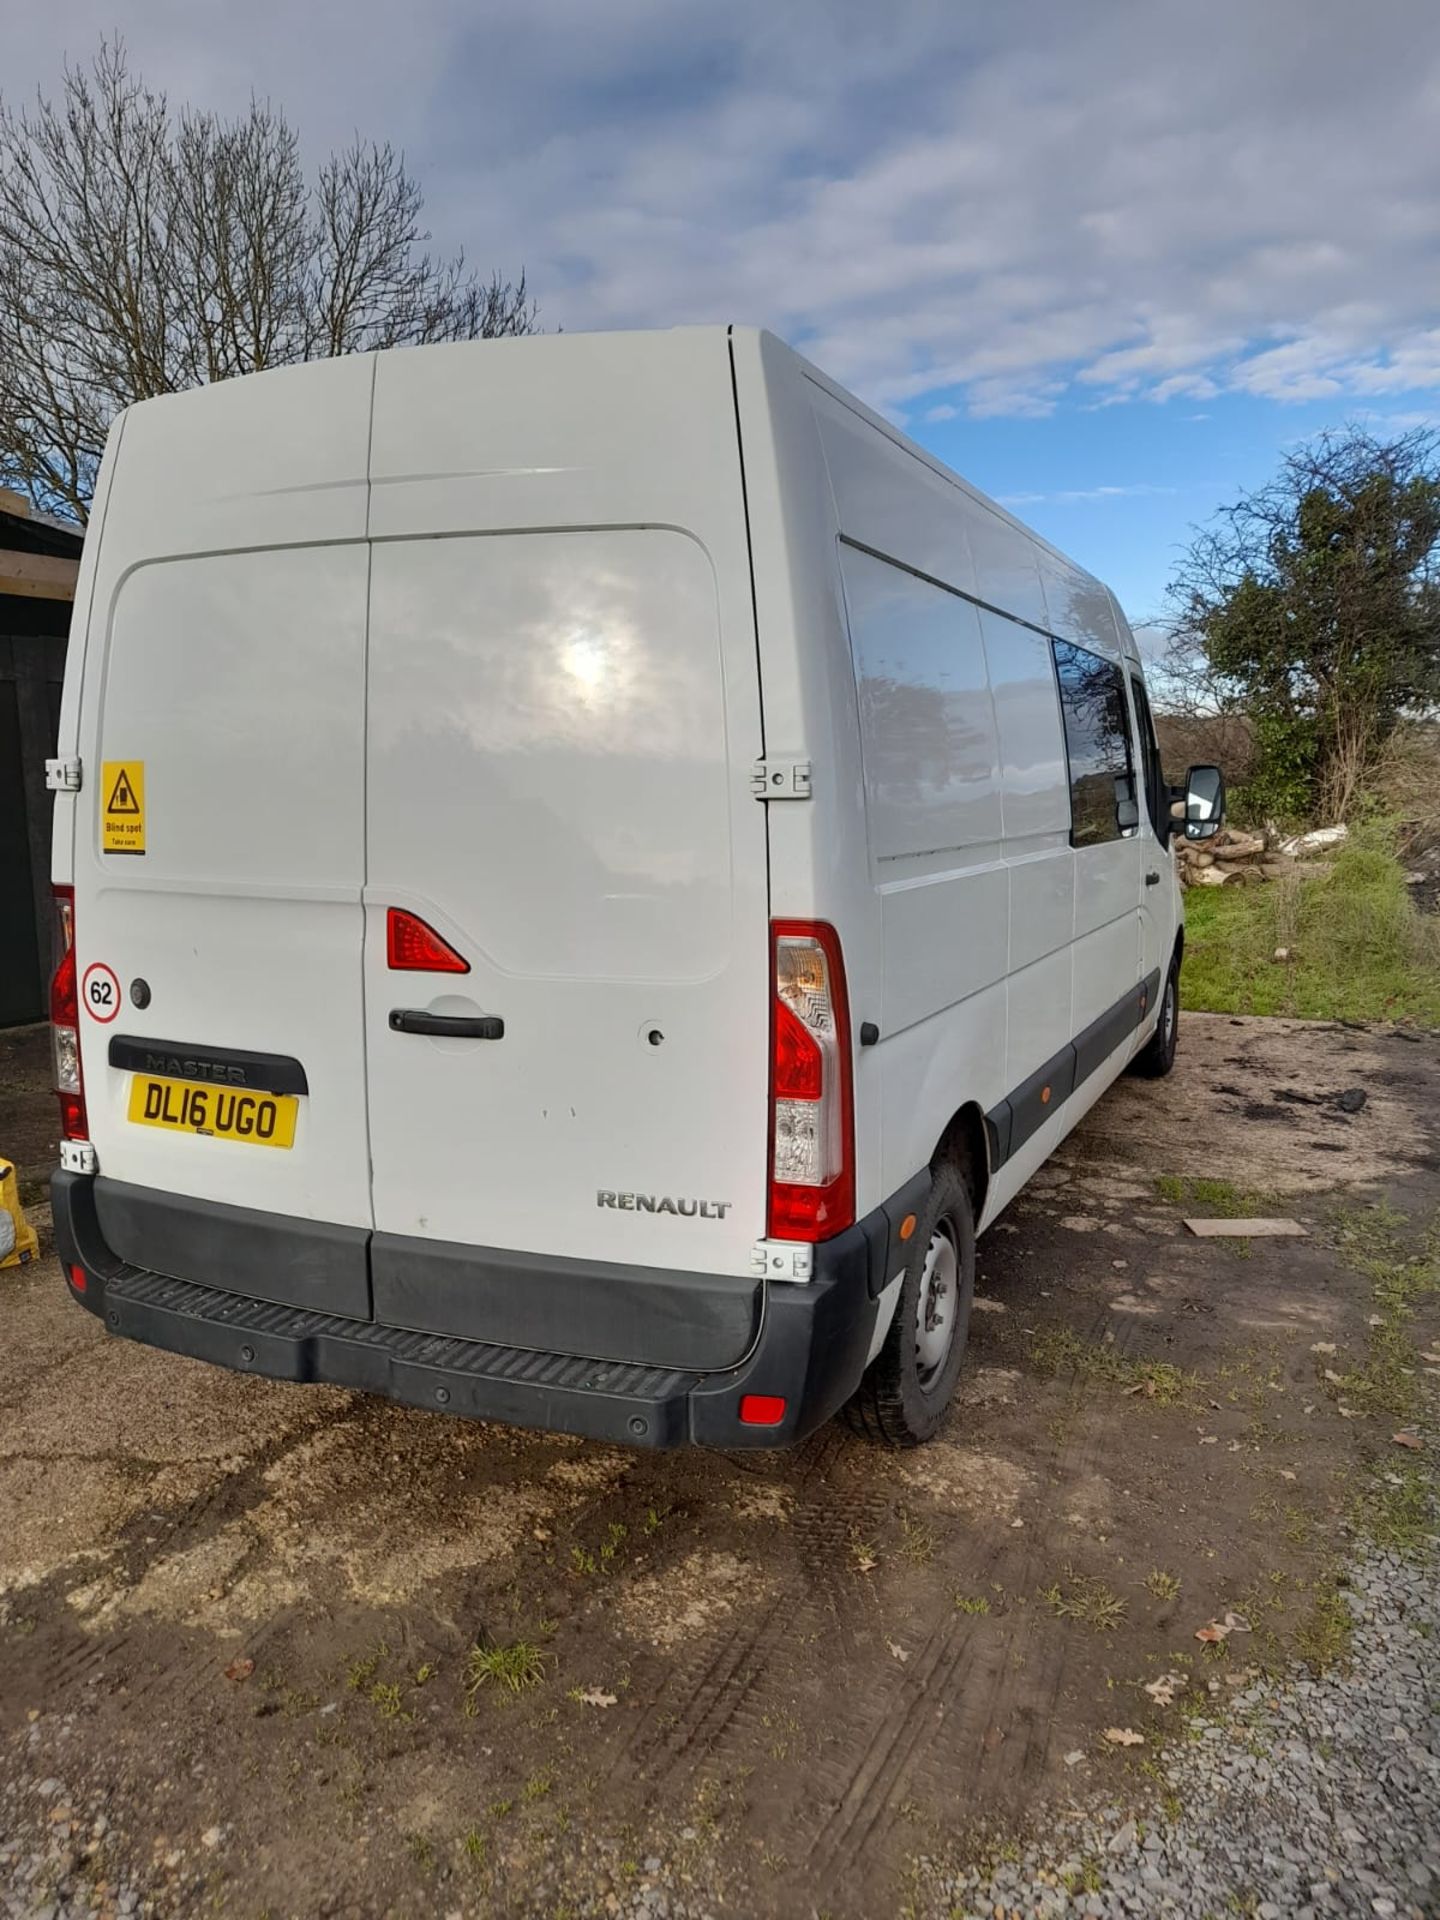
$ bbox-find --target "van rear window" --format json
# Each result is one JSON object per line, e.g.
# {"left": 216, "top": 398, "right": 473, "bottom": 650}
{"left": 1051, "top": 640, "right": 1136, "bottom": 848}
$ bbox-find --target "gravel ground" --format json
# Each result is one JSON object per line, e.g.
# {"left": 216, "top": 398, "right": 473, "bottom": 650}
{"left": 923, "top": 1519, "right": 1440, "bottom": 1920}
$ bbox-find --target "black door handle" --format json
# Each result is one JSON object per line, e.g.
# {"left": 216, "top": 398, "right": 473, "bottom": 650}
{"left": 1145, "top": 870, "right": 1161, "bottom": 886}
{"left": 389, "top": 1009, "right": 504, "bottom": 1039}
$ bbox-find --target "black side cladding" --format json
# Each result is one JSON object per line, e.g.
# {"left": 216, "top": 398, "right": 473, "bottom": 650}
{"left": 985, "top": 969, "right": 1161, "bottom": 1173}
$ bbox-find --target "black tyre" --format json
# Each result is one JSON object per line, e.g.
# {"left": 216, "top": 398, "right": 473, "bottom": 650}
{"left": 1130, "top": 955, "right": 1180, "bottom": 1079}
{"left": 845, "top": 1156, "right": 976, "bottom": 1448}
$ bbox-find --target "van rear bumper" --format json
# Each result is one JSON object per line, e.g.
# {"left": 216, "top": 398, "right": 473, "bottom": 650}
{"left": 52, "top": 1171, "right": 907, "bottom": 1448}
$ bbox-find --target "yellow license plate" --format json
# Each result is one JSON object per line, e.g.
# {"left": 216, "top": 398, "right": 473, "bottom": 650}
{"left": 127, "top": 1075, "right": 298, "bottom": 1149}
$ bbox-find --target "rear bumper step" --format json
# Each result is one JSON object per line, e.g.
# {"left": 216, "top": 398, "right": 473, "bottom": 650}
{"left": 101, "top": 1264, "right": 700, "bottom": 1446}
{"left": 51, "top": 1170, "right": 913, "bottom": 1448}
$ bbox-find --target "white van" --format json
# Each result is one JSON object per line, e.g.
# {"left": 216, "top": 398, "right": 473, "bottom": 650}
{"left": 48, "top": 328, "right": 1223, "bottom": 1448}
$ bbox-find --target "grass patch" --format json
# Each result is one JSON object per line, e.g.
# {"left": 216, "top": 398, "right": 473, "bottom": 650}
{"left": 1357, "top": 1459, "right": 1433, "bottom": 1557}
{"left": 952, "top": 1592, "right": 991, "bottom": 1616}
{"left": 898, "top": 1512, "right": 936, "bottom": 1565}
{"left": 1040, "top": 1569, "right": 1127, "bottom": 1632}
{"left": 1144, "top": 1568, "right": 1181, "bottom": 1603}
{"left": 1293, "top": 1574, "right": 1354, "bottom": 1675}
{"left": 1325, "top": 1201, "right": 1439, "bottom": 1420}
{"left": 1182, "top": 823, "right": 1440, "bottom": 1024}
{"left": 1154, "top": 1174, "right": 1275, "bottom": 1218}
{"left": 463, "top": 1639, "right": 548, "bottom": 1700}
{"left": 1030, "top": 1326, "right": 1191, "bottom": 1405}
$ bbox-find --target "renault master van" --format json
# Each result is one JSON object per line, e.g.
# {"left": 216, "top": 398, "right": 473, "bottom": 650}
{"left": 49, "top": 327, "right": 1223, "bottom": 1449}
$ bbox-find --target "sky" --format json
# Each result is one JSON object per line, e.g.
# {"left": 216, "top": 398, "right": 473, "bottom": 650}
{"left": 6, "top": 0, "right": 1439, "bottom": 628}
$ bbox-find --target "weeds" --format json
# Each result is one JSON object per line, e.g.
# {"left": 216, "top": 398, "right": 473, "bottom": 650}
{"left": 1144, "top": 1569, "right": 1181, "bottom": 1604}
{"left": 1293, "top": 1575, "right": 1353, "bottom": 1674}
{"left": 346, "top": 1642, "right": 388, "bottom": 1691}
{"left": 1029, "top": 1326, "right": 1191, "bottom": 1405}
{"left": 953, "top": 1592, "right": 991, "bottom": 1616}
{"left": 462, "top": 1827, "right": 486, "bottom": 1863}
{"left": 898, "top": 1512, "right": 936, "bottom": 1565}
{"left": 1358, "top": 1460, "right": 1433, "bottom": 1557}
{"left": 464, "top": 1640, "right": 548, "bottom": 1700}
{"left": 1153, "top": 1175, "right": 1274, "bottom": 1219}
{"left": 1040, "top": 1569, "right": 1127, "bottom": 1632}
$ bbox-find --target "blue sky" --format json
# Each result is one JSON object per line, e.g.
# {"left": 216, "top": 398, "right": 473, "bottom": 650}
{"left": 7, "top": 0, "right": 1440, "bottom": 625}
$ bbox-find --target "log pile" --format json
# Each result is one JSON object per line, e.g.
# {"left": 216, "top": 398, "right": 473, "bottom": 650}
{"left": 1175, "top": 825, "right": 1298, "bottom": 888}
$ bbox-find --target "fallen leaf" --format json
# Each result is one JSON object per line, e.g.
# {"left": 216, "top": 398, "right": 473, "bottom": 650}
{"left": 574, "top": 1688, "right": 618, "bottom": 1707}
{"left": 1279, "top": 1469, "right": 1297, "bottom": 1481}
{"left": 1337, "top": 1405, "right": 1359, "bottom": 1418}
{"left": 223, "top": 1657, "right": 255, "bottom": 1683}
{"left": 972, "top": 1298, "right": 1007, "bottom": 1314}
{"left": 1199, "top": 1434, "right": 1218, "bottom": 1445}
{"left": 1103, "top": 1727, "right": 1145, "bottom": 1747}
{"left": 533, "top": 1527, "right": 552, "bottom": 1543}
{"left": 1367, "top": 1314, "right": 1385, "bottom": 1328}
{"left": 886, "top": 1640, "right": 910, "bottom": 1664}
{"left": 1222, "top": 1665, "right": 1260, "bottom": 1687}
{"left": 1322, "top": 1369, "right": 1345, "bottom": 1385}
{"left": 1393, "top": 1432, "right": 1423, "bottom": 1451}
{"left": 853, "top": 1551, "right": 878, "bottom": 1574}
{"left": 1063, "top": 1748, "right": 1087, "bottom": 1766}
{"left": 1310, "top": 1342, "right": 1337, "bottom": 1356}
{"left": 1195, "top": 1611, "right": 1252, "bottom": 1645}
{"left": 1144, "top": 1673, "right": 1184, "bottom": 1707}
{"left": 1421, "top": 1351, "right": 1440, "bottom": 1366}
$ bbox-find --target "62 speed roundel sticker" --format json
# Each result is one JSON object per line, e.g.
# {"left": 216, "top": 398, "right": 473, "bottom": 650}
{"left": 81, "top": 961, "right": 122, "bottom": 1023}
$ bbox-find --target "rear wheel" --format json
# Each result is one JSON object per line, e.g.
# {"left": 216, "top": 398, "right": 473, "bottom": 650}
{"left": 1130, "top": 956, "right": 1180, "bottom": 1079}
{"left": 845, "top": 1157, "right": 976, "bottom": 1447}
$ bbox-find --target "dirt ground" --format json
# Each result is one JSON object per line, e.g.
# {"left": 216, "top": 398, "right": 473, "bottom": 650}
{"left": 1, "top": 1014, "right": 1437, "bottom": 1919}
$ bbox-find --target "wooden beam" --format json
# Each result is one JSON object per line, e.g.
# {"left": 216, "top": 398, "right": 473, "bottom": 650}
{"left": 0, "top": 486, "right": 33, "bottom": 517}
{"left": 0, "top": 548, "right": 80, "bottom": 602}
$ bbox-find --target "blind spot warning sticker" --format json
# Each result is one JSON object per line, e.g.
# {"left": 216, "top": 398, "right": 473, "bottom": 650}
{"left": 102, "top": 761, "right": 145, "bottom": 854}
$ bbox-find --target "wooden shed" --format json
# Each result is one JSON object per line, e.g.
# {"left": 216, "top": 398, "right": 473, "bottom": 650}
{"left": 1, "top": 488, "right": 82, "bottom": 1026}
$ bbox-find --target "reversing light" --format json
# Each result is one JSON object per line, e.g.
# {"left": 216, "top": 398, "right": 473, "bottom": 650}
{"left": 386, "top": 908, "right": 470, "bottom": 974}
{"left": 50, "top": 885, "right": 89, "bottom": 1143}
{"left": 767, "top": 920, "right": 855, "bottom": 1243}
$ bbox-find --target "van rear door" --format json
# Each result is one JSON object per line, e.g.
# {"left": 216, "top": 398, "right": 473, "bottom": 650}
{"left": 362, "top": 334, "right": 770, "bottom": 1352}
{"left": 68, "top": 362, "right": 375, "bottom": 1314}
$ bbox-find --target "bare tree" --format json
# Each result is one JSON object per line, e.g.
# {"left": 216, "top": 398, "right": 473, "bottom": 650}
{"left": 0, "top": 42, "right": 538, "bottom": 522}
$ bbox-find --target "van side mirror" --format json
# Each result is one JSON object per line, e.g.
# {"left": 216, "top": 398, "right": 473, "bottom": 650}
{"left": 1180, "top": 764, "right": 1225, "bottom": 841}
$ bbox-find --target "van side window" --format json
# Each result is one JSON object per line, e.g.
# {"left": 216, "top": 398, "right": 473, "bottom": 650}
{"left": 1128, "top": 670, "right": 1165, "bottom": 836}
{"left": 1051, "top": 639, "right": 1137, "bottom": 848}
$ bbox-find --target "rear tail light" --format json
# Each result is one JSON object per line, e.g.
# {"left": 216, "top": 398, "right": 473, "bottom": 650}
{"left": 767, "top": 920, "right": 854, "bottom": 1242}
{"left": 50, "top": 885, "right": 89, "bottom": 1141}
{"left": 386, "top": 907, "right": 470, "bottom": 974}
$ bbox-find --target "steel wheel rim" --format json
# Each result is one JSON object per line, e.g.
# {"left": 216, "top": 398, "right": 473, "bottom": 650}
{"left": 915, "top": 1219, "right": 960, "bottom": 1386}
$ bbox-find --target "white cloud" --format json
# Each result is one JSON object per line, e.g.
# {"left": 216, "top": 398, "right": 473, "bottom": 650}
{"left": 4, "top": 0, "right": 1439, "bottom": 421}
{"left": 998, "top": 484, "right": 1176, "bottom": 508}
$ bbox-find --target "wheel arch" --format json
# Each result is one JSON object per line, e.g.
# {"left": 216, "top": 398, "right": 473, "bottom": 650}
{"left": 931, "top": 1101, "right": 990, "bottom": 1221}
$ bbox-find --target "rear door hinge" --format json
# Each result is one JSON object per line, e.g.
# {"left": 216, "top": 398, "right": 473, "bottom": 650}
{"left": 751, "top": 1239, "right": 814, "bottom": 1284}
{"left": 45, "top": 755, "right": 82, "bottom": 793}
{"left": 751, "top": 757, "right": 812, "bottom": 801}
{"left": 59, "top": 1140, "right": 98, "bottom": 1175}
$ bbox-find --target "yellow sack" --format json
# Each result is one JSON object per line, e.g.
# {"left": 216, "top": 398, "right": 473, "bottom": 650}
{"left": 0, "top": 1158, "right": 39, "bottom": 1267}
